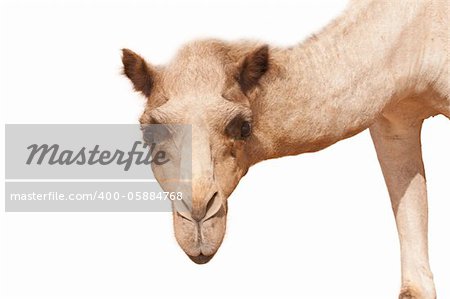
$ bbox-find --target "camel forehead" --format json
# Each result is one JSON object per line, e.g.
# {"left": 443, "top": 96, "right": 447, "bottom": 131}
{"left": 163, "top": 41, "right": 229, "bottom": 93}
{"left": 152, "top": 92, "right": 238, "bottom": 124}
{"left": 170, "top": 40, "right": 228, "bottom": 66}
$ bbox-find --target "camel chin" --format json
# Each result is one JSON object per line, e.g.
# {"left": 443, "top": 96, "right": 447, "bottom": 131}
{"left": 188, "top": 253, "right": 216, "bottom": 265}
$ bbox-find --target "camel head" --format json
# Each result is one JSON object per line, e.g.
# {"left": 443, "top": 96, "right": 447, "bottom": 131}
{"left": 122, "top": 40, "right": 270, "bottom": 264}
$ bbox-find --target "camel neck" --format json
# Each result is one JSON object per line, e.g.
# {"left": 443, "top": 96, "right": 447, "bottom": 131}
{"left": 248, "top": 1, "right": 421, "bottom": 164}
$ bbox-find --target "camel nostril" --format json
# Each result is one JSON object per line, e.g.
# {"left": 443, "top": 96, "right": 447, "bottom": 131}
{"left": 176, "top": 211, "right": 192, "bottom": 222}
{"left": 206, "top": 192, "right": 218, "bottom": 213}
{"left": 203, "top": 192, "right": 222, "bottom": 222}
{"left": 191, "top": 191, "right": 219, "bottom": 222}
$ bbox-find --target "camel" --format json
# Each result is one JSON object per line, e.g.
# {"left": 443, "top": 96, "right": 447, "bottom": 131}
{"left": 121, "top": 0, "right": 449, "bottom": 298}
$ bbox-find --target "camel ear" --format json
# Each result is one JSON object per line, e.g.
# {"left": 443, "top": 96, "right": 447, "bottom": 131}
{"left": 121, "top": 48, "right": 155, "bottom": 97}
{"left": 237, "top": 45, "right": 269, "bottom": 94}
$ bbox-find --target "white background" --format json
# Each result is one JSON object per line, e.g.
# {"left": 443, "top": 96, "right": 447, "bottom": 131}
{"left": 0, "top": 0, "right": 449, "bottom": 298}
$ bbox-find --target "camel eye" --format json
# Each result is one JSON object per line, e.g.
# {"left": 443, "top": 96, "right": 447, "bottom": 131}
{"left": 226, "top": 116, "right": 252, "bottom": 140}
{"left": 240, "top": 121, "right": 251, "bottom": 138}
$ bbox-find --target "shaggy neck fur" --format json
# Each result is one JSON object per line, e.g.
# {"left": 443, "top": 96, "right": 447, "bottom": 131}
{"left": 248, "top": 0, "right": 430, "bottom": 163}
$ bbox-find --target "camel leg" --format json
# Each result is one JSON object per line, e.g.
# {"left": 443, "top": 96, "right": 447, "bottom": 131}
{"left": 370, "top": 116, "right": 436, "bottom": 299}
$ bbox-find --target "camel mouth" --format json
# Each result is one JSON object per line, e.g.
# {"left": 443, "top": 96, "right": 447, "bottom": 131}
{"left": 187, "top": 253, "right": 215, "bottom": 264}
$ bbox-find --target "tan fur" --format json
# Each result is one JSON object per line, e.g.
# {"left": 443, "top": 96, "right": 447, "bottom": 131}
{"left": 122, "top": 0, "right": 448, "bottom": 296}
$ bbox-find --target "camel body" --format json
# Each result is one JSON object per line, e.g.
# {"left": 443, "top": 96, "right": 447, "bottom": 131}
{"left": 122, "top": 0, "right": 449, "bottom": 298}
{"left": 255, "top": 2, "right": 448, "bottom": 298}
